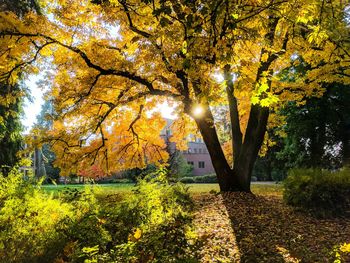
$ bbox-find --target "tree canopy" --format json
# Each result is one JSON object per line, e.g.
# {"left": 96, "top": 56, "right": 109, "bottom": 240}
{"left": 0, "top": 0, "right": 349, "bottom": 191}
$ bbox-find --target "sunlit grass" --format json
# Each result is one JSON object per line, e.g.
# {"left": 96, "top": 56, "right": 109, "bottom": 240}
{"left": 42, "top": 182, "right": 283, "bottom": 197}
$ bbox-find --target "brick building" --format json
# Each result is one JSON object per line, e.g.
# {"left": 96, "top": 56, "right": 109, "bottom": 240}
{"left": 161, "top": 119, "right": 215, "bottom": 176}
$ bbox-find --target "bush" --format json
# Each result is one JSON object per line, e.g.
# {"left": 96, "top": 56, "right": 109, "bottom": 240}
{"left": 0, "top": 170, "right": 71, "bottom": 262}
{"left": 283, "top": 168, "right": 350, "bottom": 216}
{"left": 0, "top": 168, "right": 197, "bottom": 262}
{"left": 56, "top": 187, "right": 112, "bottom": 262}
{"left": 83, "top": 168, "right": 198, "bottom": 262}
{"left": 179, "top": 177, "right": 196, "bottom": 183}
{"left": 193, "top": 174, "right": 218, "bottom": 183}
{"left": 179, "top": 174, "right": 218, "bottom": 184}
{"left": 0, "top": 170, "right": 111, "bottom": 263}
{"left": 97, "top": 178, "right": 133, "bottom": 184}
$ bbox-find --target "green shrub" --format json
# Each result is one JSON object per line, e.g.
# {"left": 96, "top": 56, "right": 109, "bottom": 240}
{"left": 112, "top": 178, "right": 133, "bottom": 184}
{"left": 97, "top": 178, "right": 133, "bottom": 184}
{"left": 194, "top": 174, "right": 217, "bottom": 183}
{"left": 56, "top": 187, "right": 112, "bottom": 262}
{"left": 0, "top": 170, "right": 72, "bottom": 262}
{"left": 250, "top": 176, "right": 257, "bottom": 182}
{"left": 179, "top": 176, "right": 196, "bottom": 183}
{"left": 179, "top": 174, "right": 218, "bottom": 184}
{"left": 0, "top": 170, "right": 111, "bottom": 263}
{"left": 0, "top": 168, "right": 197, "bottom": 262}
{"left": 283, "top": 168, "right": 350, "bottom": 216}
{"left": 83, "top": 169, "right": 198, "bottom": 262}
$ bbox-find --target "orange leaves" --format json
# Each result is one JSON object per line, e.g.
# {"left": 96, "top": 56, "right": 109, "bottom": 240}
{"left": 107, "top": 110, "right": 168, "bottom": 171}
{"left": 78, "top": 164, "right": 105, "bottom": 179}
{"left": 169, "top": 116, "right": 197, "bottom": 151}
{"left": 1, "top": 0, "right": 349, "bottom": 174}
{"left": 47, "top": 105, "right": 169, "bottom": 176}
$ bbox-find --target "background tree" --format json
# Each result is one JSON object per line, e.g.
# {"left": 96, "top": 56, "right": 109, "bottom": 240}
{"left": 0, "top": 0, "right": 41, "bottom": 16}
{"left": 0, "top": 0, "right": 349, "bottom": 191}
{"left": 252, "top": 83, "right": 350, "bottom": 181}
{"left": 0, "top": 0, "right": 41, "bottom": 175}
{"left": 277, "top": 83, "right": 350, "bottom": 169}
{"left": 0, "top": 83, "right": 24, "bottom": 175}
{"left": 34, "top": 99, "right": 60, "bottom": 182}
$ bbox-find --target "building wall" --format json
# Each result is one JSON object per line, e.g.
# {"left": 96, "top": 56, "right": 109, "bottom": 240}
{"left": 182, "top": 141, "right": 215, "bottom": 176}
{"left": 183, "top": 152, "right": 215, "bottom": 176}
{"left": 161, "top": 120, "right": 215, "bottom": 176}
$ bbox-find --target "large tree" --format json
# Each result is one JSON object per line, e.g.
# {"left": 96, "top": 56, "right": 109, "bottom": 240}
{"left": 0, "top": 0, "right": 349, "bottom": 191}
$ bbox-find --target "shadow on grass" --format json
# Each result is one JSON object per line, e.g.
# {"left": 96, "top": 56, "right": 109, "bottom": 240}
{"left": 221, "top": 192, "right": 350, "bottom": 263}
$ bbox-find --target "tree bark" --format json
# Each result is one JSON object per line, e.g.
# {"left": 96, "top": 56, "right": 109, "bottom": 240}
{"left": 341, "top": 121, "right": 350, "bottom": 167}
{"left": 224, "top": 65, "right": 242, "bottom": 166}
{"left": 193, "top": 103, "right": 269, "bottom": 192}
{"left": 234, "top": 105, "right": 269, "bottom": 191}
{"left": 193, "top": 106, "right": 238, "bottom": 191}
{"left": 190, "top": 14, "right": 278, "bottom": 192}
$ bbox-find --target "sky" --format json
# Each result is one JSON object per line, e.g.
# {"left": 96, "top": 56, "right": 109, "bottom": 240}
{"left": 22, "top": 75, "right": 46, "bottom": 133}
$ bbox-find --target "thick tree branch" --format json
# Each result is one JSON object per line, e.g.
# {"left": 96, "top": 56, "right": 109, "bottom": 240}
{"left": 119, "top": 0, "right": 152, "bottom": 39}
{"left": 224, "top": 64, "right": 242, "bottom": 161}
{"left": 0, "top": 31, "right": 182, "bottom": 100}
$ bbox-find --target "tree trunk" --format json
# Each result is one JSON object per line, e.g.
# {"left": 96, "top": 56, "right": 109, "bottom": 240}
{"left": 194, "top": 110, "right": 238, "bottom": 191}
{"left": 191, "top": 15, "right": 277, "bottom": 192}
{"left": 234, "top": 105, "right": 269, "bottom": 191}
{"left": 193, "top": 104, "right": 269, "bottom": 192}
{"left": 341, "top": 121, "right": 350, "bottom": 167}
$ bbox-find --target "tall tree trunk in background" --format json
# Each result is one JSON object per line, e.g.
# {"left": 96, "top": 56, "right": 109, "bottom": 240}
{"left": 266, "top": 155, "right": 273, "bottom": 181}
{"left": 309, "top": 124, "right": 326, "bottom": 167}
{"left": 341, "top": 121, "right": 350, "bottom": 167}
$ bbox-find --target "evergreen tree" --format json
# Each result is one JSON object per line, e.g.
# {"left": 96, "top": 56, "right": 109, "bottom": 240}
{"left": 277, "top": 83, "right": 350, "bottom": 170}
{"left": 0, "top": 0, "right": 41, "bottom": 176}
{"left": 0, "top": 83, "right": 24, "bottom": 175}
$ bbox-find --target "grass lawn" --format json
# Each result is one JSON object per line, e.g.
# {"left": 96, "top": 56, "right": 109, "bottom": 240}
{"left": 41, "top": 182, "right": 283, "bottom": 196}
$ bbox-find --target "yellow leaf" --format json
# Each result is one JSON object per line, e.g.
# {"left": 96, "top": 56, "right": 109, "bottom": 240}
{"left": 261, "top": 53, "right": 269, "bottom": 62}
{"left": 134, "top": 228, "right": 142, "bottom": 240}
{"left": 182, "top": 41, "right": 187, "bottom": 55}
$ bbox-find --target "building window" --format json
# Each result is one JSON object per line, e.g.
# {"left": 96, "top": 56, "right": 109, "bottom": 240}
{"left": 187, "top": 161, "right": 194, "bottom": 166}
{"left": 199, "top": 161, "right": 205, "bottom": 168}
{"left": 198, "top": 148, "right": 202, "bottom": 154}
{"left": 194, "top": 148, "right": 198, "bottom": 153}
